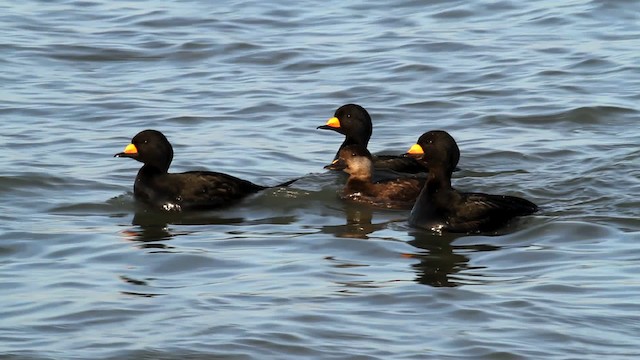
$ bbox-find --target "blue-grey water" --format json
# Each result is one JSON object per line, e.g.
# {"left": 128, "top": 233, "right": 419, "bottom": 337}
{"left": 1, "top": 0, "right": 639, "bottom": 359}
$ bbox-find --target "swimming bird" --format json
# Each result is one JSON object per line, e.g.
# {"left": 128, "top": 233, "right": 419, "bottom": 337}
{"left": 406, "top": 130, "right": 537, "bottom": 233}
{"left": 317, "top": 104, "right": 424, "bottom": 174}
{"left": 114, "top": 129, "right": 296, "bottom": 211}
{"left": 327, "top": 144, "right": 424, "bottom": 209}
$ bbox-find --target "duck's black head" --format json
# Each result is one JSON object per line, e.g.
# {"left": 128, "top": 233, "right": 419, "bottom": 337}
{"left": 114, "top": 129, "right": 174, "bottom": 173}
{"left": 406, "top": 130, "right": 460, "bottom": 174}
{"left": 317, "top": 104, "right": 373, "bottom": 147}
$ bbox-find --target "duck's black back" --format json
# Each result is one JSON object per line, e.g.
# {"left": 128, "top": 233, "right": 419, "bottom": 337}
{"left": 409, "top": 185, "right": 538, "bottom": 233}
{"left": 134, "top": 168, "right": 266, "bottom": 210}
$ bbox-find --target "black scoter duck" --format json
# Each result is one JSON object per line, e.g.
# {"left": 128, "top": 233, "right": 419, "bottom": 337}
{"left": 327, "top": 144, "right": 424, "bottom": 209}
{"left": 406, "top": 130, "right": 537, "bottom": 233}
{"left": 114, "top": 129, "right": 296, "bottom": 211}
{"left": 317, "top": 104, "right": 424, "bottom": 174}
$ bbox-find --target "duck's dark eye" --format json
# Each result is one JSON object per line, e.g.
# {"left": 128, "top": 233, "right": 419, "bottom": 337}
{"left": 347, "top": 114, "right": 351, "bottom": 118}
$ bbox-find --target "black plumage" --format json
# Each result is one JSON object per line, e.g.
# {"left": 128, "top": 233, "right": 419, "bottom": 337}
{"left": 115, "top": 129, "right": 295, "bottom": 211}
{"left": 318, "top": 104, "right": 424, "bottom": 174}
{"left": 406, "top": 130, "right": 537, "bottom": 233}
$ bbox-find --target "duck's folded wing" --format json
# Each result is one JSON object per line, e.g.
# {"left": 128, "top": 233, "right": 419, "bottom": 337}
{"left": 174, "top": 171, "right": 266, "bottom": 208}
{"left": 448, "top": 193, "right": 538, "bottom": 232}
{"left": 374, "top": 155, "right": 425, "bottom": 174}
{"left": 462, "top": 193, "right": 538, "bottom": 216}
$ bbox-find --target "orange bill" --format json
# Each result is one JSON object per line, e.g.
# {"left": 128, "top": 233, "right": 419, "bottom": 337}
{"left": 407, "top": 144, "right": 424, "bottom": 155}
{"left": 325, "top": 117, "right": 341, "bottom": 128}
{"left": 123, "top": 143, "right": 138, "bottom": 154}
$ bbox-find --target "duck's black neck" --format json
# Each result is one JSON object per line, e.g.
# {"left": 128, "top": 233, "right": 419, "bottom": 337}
{"left": 425, "top": 166, "right": 452, "bottom": 193}
{"left": 335, "top": 136, "right": 370, "bottom": 160}
{"left": 138, "top": 163, "right": 169, "bottom": 179}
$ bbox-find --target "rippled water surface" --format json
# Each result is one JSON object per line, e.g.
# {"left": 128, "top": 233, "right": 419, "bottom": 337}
{"left": 1, "top": 0, "right": 640, "bottom": 359}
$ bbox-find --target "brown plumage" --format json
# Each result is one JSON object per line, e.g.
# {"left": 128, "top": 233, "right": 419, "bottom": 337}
{"left": 329, "top": 144, "right": 424, "bottom": 209}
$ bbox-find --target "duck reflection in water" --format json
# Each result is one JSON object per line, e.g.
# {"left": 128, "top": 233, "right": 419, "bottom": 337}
{"left": 405, "top": 230, "right": 500, "bottom": 287}
{"left": 319, "top": 203, "right": 388, "bottom": 239}
{"left": 122, "top": 202, "right": 299, "bottom": 245}
{"left": 120, "top": 206, "right": 247, "bottom": 246}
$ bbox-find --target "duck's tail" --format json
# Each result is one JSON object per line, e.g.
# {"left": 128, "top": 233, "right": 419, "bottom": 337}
{"left": 274, "top": 177, "right": 300, "bottom": 188}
